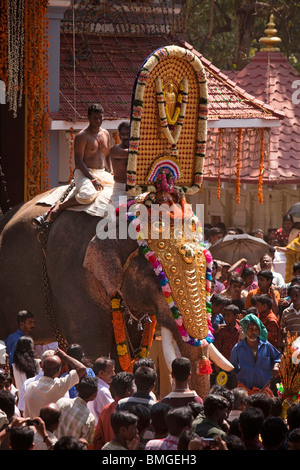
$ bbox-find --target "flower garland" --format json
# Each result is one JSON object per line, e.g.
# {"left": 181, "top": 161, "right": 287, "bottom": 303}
{"left": 258, "top": 127, "right": 265, "bottom": 204}
{"left": 24, "top": 0, "right": 50, "bottom": 195}
{"left": 7, "top": 0, "right": 24, "bottom": 118}
{"left": 235, "top": 128, "right": 243, "bottom": 204}
{"left": 217, "top": 129, "right": 223, "bottom": 199}
{"left": 125, "top": 203, "right": 214, "bottom": 348}
{"left": 111, "top": 293, "right": 157, "bottom": 372}
{"left": 155, "top": 76, "right": 188, "bottom": 148}
{"left": 127, "top": 45, "right": 208, "bottom": 196}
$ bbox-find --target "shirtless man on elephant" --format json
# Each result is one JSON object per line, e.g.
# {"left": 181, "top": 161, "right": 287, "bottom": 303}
{"left": 49, "top": 103, "right": 114, "bottom": 221}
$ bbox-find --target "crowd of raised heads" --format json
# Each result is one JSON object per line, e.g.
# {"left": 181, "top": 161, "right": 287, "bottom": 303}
{"left": 1, "top": 214, "right": 300, "bottom": 451}
{"left": 203, "top": 214, "right": 300, "bottom": 249}
{"left": 1, "top": 343, "right": 300, "bottom": 451}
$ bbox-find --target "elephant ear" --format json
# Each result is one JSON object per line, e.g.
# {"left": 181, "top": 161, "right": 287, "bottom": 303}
{"left": 83, "top": 235, "right": 138, "bottom": 297}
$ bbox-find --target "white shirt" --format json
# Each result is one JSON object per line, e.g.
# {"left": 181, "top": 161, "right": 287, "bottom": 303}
{"left": 18, "top": 370, "right": 44, "bottom": 412}
{"left": 87, "top": 377, "right": 113, "bottom": 426}
{"left": 24, "top": 369, "right": 79, "bottom": 418}
{"left": 33, "top": 429, "right": 58, "bottom": 450}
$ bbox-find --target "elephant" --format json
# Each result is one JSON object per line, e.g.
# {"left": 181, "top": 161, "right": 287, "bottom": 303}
{"left": 0, "top": 191, "right": 233, "bottom": 400}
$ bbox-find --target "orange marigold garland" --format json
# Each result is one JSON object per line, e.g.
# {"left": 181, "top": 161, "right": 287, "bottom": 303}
{"left": 24, "top": 0, "right": 50, "bottom": 195}
{"left": 113, "top": 131, "right": 120, "bottom": 145}
{"left": 235, "top": 128, "right": 243, "bottom": 204}
{"left": 111, "top": 292, "right": 157, "bottom": 372}
{"left": 217, "top": 129, "right": 223, "bottom": 199}
{"left": 258, "top": 128, "right": 265, "bottom": 204}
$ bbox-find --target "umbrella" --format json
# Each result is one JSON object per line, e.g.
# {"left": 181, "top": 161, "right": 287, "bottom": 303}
{"left": 286, "top": 202, "right": 300, "bottom": 218}
{"left": 209, "top": 234, "right": 271, "bottom": 266}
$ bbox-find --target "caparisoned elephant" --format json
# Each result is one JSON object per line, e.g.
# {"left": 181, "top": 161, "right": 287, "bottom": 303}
{"left": 0, "top": 193, "right": 233, "bottom": 399}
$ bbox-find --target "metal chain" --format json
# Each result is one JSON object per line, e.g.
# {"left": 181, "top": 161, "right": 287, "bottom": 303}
{"left": 37, "top": 223, "right": 68, "bottom": 350}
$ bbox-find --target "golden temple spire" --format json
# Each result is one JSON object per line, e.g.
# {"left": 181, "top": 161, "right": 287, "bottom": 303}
{"left": 259, "top": 14, "right": 282, "bottom": 51}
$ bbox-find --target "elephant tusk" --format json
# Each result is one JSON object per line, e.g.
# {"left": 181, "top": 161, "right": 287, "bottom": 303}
{"left": 161, "top": 326, "right": 178, "bottom": 372}
{"left": 208, "top": 343, "right": 234, "bottom": 372}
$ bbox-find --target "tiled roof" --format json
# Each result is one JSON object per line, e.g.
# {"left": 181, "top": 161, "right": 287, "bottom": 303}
{"left": 51, "top": 33, "right": 282, "bottom": 124}
{"left": 227, "top": 51, "right": 300, "bottom": 182}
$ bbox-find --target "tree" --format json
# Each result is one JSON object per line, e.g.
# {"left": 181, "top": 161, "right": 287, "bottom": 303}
{"left": 185, "top": 0, "right": 300, "bottom": 72}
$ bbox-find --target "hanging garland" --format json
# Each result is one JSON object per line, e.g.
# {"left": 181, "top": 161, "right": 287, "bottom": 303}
{"left": 7, "top": 0, "right": 24, "bottom": 118}
{"left": 258, "top": 127, "right": 265, "bottom": 204}
{"left": 24, "top": 0, "right": 50, "bottom": 194}
{"left": 111, "top": 292, "right": 157, "bottom": 372}
{"left": 235, "top": 128, "right": 243, "bottom": 204}
{"left": 217, "top": 129, "right": 223, "bottom": 199}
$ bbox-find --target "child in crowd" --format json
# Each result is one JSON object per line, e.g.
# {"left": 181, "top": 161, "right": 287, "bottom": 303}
{"left": 214, "top": 304, "right": 241, "bottom": 362}
{"left": 220, "top": 275, "right": 246, "bottom": 313}
{"left": 210, "top": 294, "right": 230, "bottom": 336}
{"left": 255, "top": 294, "right": 279, "bottom": 348}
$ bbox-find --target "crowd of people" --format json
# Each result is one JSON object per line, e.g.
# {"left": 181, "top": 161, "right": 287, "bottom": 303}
{"left": 1, "top": 214, "right": 300, "bottom": 451}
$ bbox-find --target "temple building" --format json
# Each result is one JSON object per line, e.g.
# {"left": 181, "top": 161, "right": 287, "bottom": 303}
{"left": 1, "top": 2, "right": 298, "bottom": 234}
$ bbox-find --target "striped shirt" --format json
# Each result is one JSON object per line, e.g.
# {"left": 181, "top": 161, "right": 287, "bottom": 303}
{"left": 55, "top": 396, "right": 95, "bottom": 444}
{"left": 145, "top": 434, "right": 179, "bottom": 450}
{"left": 280, "top": 303, "right": 300, "bottom": 335}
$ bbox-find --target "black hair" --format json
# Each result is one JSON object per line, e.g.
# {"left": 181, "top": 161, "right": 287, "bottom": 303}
{"left": 134, "top": 366, "right": 156, "bottom": 393}
{"left": 150, "top": 402, "right": 171, "bottom": 437}
{"left": 257, "top": 269, "right": 273, "bottom": 281}
{"left": 17, "top": 310, "right": 34, "bottom": 326}
{"left": 76, "top": 376, "right": 98, "bottom": 400}
{"left": 53, "top": 436, "right": 87, "bottom": 450}
{"left": 261, "top": 417, "right": 288, "bottom": 449}
{"left": 246, "top": 393, "right": 273, "bottom": 419}
{"left": 171, "top": 357, "right": 191, "bottom": 382}
{"left": 255, "top": 294, "right": 273, "bottom": 309}
{"left": 92, "top": 357, "right": 115, "bottom": 376}
{"left": 229, "top": 275, "right": 244, "bottom": 286}
{"left": 223, "top": 304, "right": 240, "bottom": 316}
{"left": 88, "top": 103, "right": 104, "bottom": 115}
{"left": 288, "top": 284, "right": 300, "bottom": 296}
{"left": 109, "top": 371, "right": 134, "bottom": 399}
{"left": 132, "top": 358, "right": 155, "bottom": 374}
{"left": 0, "top": 390, "right": 15, "bottom": 420}
{"left": 110, "top": 411, "right": 138, "bottom": 434}
{"left": 9, "top": 426, "right": 34, "bottom": 450}
{"left": 210, "top": 293, "right": 230, "bottom": 306}
{"left": 241, "top": 267, "right": 255, "bottom": 278}
{"left": 13, "top": 336, "right": 38, "bottom": 379}
{"left": 239, "top": 408, "right": 264, "bottom": 439}
{"left": 118, "top": 121, "right": 130, "bottom": 132}
{"left": 203, "top": 394, "right": 230, "bottom": 416}
{"left": 165, "top": 407, "right": 193, "bottom": 436}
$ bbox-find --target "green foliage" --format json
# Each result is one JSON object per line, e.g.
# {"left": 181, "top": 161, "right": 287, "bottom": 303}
{"left": 185, "top": 0, "right": 300, "bottom": 72}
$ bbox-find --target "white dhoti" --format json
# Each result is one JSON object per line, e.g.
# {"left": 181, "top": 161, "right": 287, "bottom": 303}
{"left": 37, "top": 170, "right": 130, "bottom": 217}
{"left": 74, "top": 168, "right": 114, "bottom": 205}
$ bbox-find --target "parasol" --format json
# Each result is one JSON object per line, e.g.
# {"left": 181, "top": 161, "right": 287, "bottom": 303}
{"left": 209, "top": 234, "right": 271, "bottom": 266}
{"left": 286, "top": 202, "right": 300, "bottom": 218}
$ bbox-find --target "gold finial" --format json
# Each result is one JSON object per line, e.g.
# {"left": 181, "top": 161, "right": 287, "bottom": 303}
{"left": 259, "top": 14, "right": 282, "bottom": 51}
